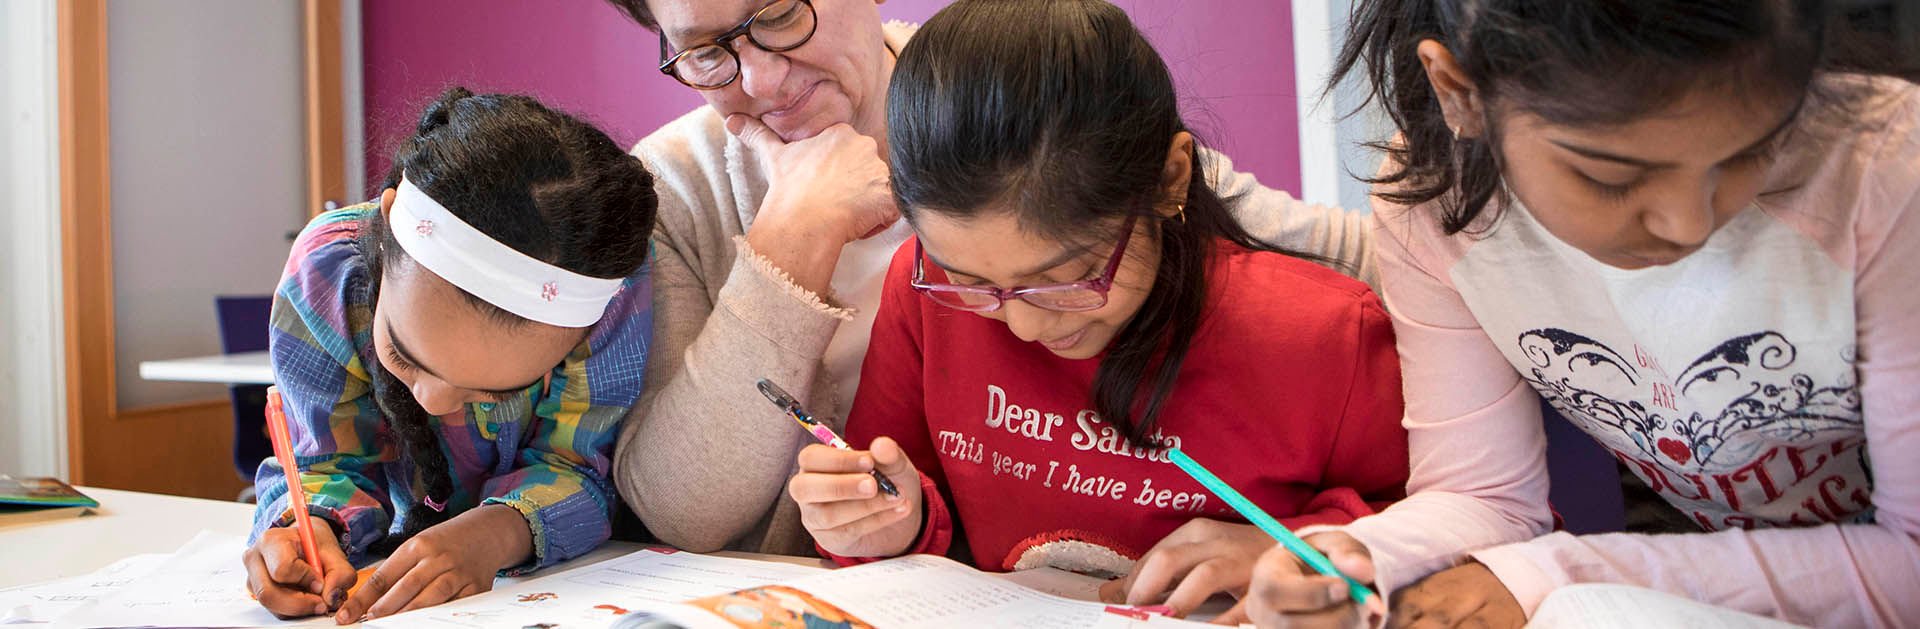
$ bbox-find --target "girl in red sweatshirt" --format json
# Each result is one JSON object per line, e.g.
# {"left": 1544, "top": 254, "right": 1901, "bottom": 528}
{"left": 786, "top": 0, "right": 1409, "bottom": 620}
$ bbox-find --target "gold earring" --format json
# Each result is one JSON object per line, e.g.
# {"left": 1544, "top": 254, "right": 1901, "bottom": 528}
{"left": 1174, "top": 203, "right": 1187, "bottom": 224}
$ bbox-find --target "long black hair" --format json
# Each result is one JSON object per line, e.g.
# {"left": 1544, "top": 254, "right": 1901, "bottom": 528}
{"left": 362, "top": 87, "right": 656, "bottom": 551}
{"left": 889, "top": 0, "right": 1315, "bottom": 446}
{"left": 1334, "top": 0, "right": 1920, "bottom": 235}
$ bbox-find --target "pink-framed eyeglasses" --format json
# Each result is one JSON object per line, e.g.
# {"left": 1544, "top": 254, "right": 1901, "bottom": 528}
{"left": 910, "top": 216, "right": 1137, "bottom": 313}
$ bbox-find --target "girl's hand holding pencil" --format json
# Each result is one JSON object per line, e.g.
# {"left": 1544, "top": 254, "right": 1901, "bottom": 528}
{"left": 766, "top": 378, "right": 922, "bottom": 558}
{"left": 245, "top": 386, "right": 359, "bottom": 619}
{"left": 1243, "top": 530, "right": 1382, "bottom": 628}
{"left": 244, "top": 514, "right": 357, "bottom": 619}
{"left": 1099, "top": 517, "right": 1282, "bottom": 623}
{"left": 1160, "top": 448, "right": 1384, "bottom": 628}
{"left": 788, "top": 436, "right": 925, "bottom": 558}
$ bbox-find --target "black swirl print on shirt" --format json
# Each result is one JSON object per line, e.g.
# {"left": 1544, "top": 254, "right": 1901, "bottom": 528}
{"left": 1516, "top": 329, "right": 1862, "bottom": 475}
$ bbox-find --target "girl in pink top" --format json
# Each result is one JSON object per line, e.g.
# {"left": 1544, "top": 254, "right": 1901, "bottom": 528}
{"left": 1244, "top": 1, "right": 1920, "bottom": 627}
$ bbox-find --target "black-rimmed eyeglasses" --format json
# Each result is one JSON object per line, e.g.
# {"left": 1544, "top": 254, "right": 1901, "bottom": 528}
{"left": 658, "top": 0, "right": 818, "bottom": 90}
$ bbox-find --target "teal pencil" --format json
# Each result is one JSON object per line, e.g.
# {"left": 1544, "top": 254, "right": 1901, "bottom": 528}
{"left": 1167, "top": 448, "right": 1379, "bottom": 607}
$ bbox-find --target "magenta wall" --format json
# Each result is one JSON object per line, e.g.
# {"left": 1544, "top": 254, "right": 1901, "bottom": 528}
{"left": 361, "top": 1, "right": 1299, "bottom": 196}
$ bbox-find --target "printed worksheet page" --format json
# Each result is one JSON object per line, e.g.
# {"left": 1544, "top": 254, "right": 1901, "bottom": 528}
{"left": 678, "top": 554, "right": 1212, "bottom": 629}
{"left": 365, "top": 548, "right": 825, "bottom": 628}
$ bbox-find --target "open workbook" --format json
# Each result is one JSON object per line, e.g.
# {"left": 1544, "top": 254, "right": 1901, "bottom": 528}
{"left": 366, "top": 548, "right": 1209, "bottom": 629}
{"left": 6, "top": 531, "right": 1203, "bottom": 628}
{"left": 6, "top": 530, "right": 1804, "bottom": 628}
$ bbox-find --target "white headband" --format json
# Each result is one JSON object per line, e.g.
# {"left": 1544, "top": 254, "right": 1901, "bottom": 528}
{"left": 389, "top": 175, "right": 624, "bottom": 328}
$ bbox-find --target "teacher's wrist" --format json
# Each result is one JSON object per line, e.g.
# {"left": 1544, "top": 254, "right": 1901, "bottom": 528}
{"left": 744, "top": 216, "right": 843, "bottom": 298}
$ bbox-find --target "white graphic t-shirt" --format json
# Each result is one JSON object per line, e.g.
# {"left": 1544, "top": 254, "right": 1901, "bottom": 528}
{"left": 1461, "top": 201, "right": 1868, "bottom": 531}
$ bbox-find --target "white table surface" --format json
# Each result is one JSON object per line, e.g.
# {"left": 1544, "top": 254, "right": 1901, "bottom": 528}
{"left": 0, "top": 486, "right": 254, "bottom": 588}
{"left": 0, "top": 487, "right": 821, "bottom": 591}
{"left": 138, "top": 350, "right": 274, "bottom": 385}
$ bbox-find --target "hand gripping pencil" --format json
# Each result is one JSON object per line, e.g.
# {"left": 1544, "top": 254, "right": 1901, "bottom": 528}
{"left": 1167, "top": 448, "right": 1379, "bottom": 609}
{"left": 265, "top": 386, "right": 325, "bottom": 583}
{"left": 757, "top": 379, "right": 900, "bottom": 497}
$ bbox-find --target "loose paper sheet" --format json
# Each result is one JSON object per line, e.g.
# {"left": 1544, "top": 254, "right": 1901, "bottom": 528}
{"left": 0, "top": 553, "right": 166, "bottom": 624}
{"left": 56, "top": 531, "right": 334, "bottom": 628}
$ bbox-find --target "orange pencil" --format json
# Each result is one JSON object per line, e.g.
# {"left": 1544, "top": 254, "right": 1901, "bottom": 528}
{"left": 265, "top": 386, "right": 325, "bottom": 583}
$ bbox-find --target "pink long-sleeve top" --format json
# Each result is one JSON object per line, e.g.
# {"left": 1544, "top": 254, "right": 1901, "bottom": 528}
{"left": 1338, "top": 75, "right": 1920, "bottom": 627}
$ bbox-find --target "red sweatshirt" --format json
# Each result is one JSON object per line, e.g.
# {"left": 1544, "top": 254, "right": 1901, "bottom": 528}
{"left": 835, "top": 238, "right": 1409, "bottom": 573}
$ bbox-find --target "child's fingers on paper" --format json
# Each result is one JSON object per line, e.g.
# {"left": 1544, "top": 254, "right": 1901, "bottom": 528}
{"left": 788, "top": 469, "right": 881, "bottom": 503}
{"left": 390, "top": 570, "right": 467, "bottom": 615}
{"left": 1258, "top": 604, "right": 1360, "bottom": 629}
{"left": 319, "top": 563, "right": 355, "bottom": 610}
{"left": 1244, "top": 571, "right": 1367, "bottom": 629}
{"left": 1209, "top": 599, "right": 1250, "bottom": 626}
{"left": 254, "top": 533, "right": 319, "bottom": 590}
{"left": 260, "top": 586, "right": 328, "bottom": 619}
{"left": 338, "top": 550, "right": 420, "bottom": 622}
{"left": 1110, "top": 517, "right": 1251, "bottom": 604}
{"left": 364, "top": 560, "right": 447, "bottom": 619}
{"left": 1164, "top": 557, "right": 1243, "bottom": 617}
{"left": 1114, "top": 541, "right": 1202, "bottom": 605}
{"left": 455, "top": 581, "right": 486, "bottom": 601}
{"left": 244, "top": 548, "right": 328, "bottom": 618}
{"left": 1208, "top": 599, "right": 1252, "bottom": 626}
{"left": 796, "top": 443, "right": 872, "bottom": 473}
{"left": 1249, "top": 546, "right": 1348, "bottom": 612}
{"left": 317, "top": 544, "right": 355, "bottom": 608}
{"left": 1098, "top": 577, "right": 1126, "bottom": 604}
{"left": 1245, "top": 568, "right": 1361, "bottom": 629}
{"left": 306, "top": 514, "right": 355, "bottom": 605}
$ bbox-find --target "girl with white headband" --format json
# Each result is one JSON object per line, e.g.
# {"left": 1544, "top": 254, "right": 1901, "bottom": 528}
{"left": 241, "top": 87, "right": 658, "bottom": 622}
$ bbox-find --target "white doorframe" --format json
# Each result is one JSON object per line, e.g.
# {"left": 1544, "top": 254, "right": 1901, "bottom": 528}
{"left": 1293, "top": 0, "right": 1341, "bottom": 208}
{"left": 1294, "top": 0, "right": 1391, "bottom": 213}
{"left": 1, "top": 0, "right": 70, "bottom": 477}
{"left": 340, "top": 0, "right": 365, "bottom": 202}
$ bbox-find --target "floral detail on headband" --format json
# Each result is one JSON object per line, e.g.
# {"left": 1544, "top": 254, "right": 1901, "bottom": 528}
{"left": 391, "top": 174, "right": 622, "bottom": 327}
